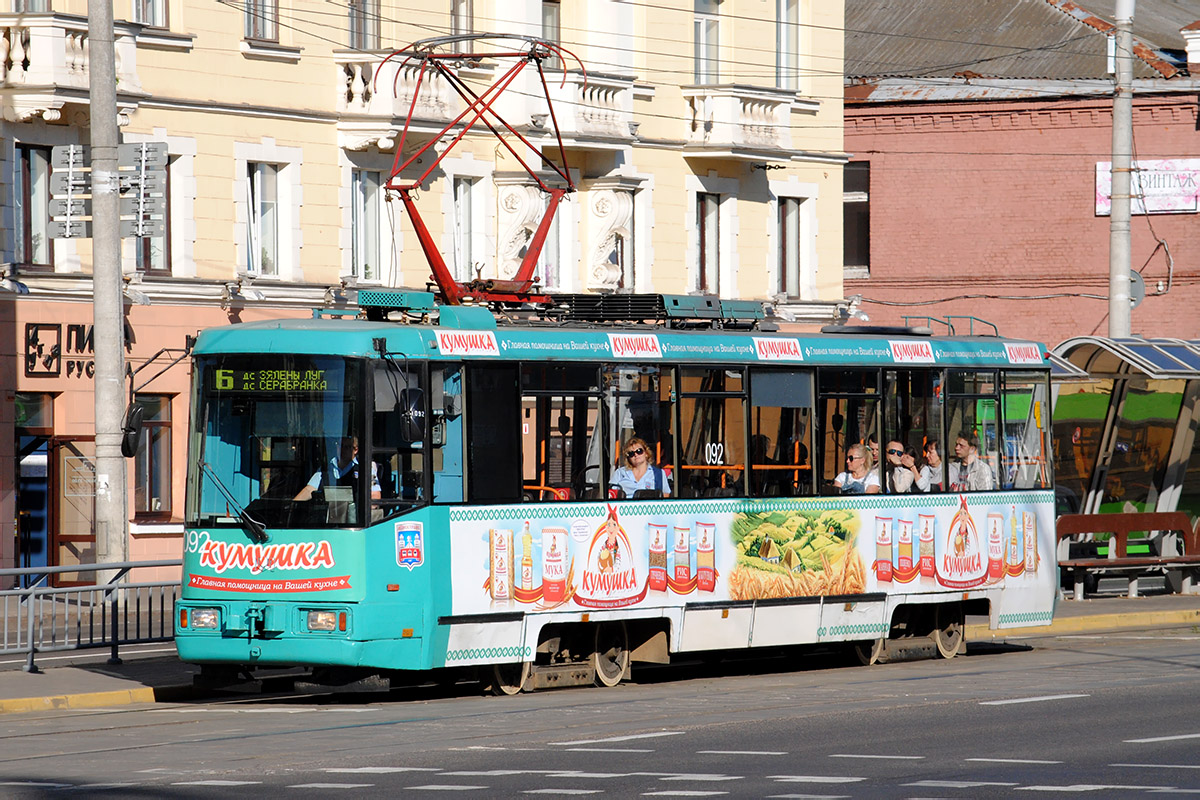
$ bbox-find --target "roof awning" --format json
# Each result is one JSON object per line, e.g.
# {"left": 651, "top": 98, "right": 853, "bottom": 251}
{"left": 1047, "top": 350, "right": 1089, "bottom": 380}
{"left": 1054, "top": 336, "right": 1200, "bottom": 380}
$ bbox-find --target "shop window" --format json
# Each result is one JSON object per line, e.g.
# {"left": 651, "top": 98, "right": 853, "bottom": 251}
{"left": 750, "top": 369, "right": 813, "bottom": 497}
{"left": 134, "top": 395, "right": 172, "bottom": 518}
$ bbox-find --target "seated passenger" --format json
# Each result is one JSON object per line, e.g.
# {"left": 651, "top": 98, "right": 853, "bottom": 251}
{"left": 948, "top": 434, "right": 994, "bottom": 492}
{"left": 915, "top": 439, "right": 943, "bottom": 492}
{"left": 833, "top": 444, "right": 880, "bottom": 494}
{"left": 609, "top": 436, "right": 672, "bottom": 498}
{"left": 886, "top": 440, "right": 920, "bottom": 493}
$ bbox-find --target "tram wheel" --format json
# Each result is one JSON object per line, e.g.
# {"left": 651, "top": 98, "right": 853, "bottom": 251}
{"left": 931, "top": 604, "right": 964, "bottom": 659}
{"left": 489, "top": 660, "right": 531, "bottom": 696}
{"left": 593, "top": 621, "right": 630, "bottom": 687}
{"left": 853, "top": 638, "right": 885, "bottom": 666}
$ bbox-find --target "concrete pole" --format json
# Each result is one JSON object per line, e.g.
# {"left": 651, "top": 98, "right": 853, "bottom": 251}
{"left": 1108, "top": 0, "right": 1135, "bottom": 338}
{"left": 88, "top": 0, "right": 128, "bottom": 565}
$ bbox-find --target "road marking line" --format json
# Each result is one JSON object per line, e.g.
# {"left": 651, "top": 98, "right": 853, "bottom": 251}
{"left": 1112, "top": 763, "right": 1200, "bottom": 770}
{"left": 1125, "top": 733, "right": 1200, "bottom": 743}
{"left": 828, "top": 754, "right": 924, "bottom": 760}
{"left": 442, "top": 770, "right": 528, "bottom": 776}
{"left": 906, "top": 780, "right": 1019, "bottom": 788}
{"left": 0, "top": 782, "right": 72, "bottom": 788}
{"left": 405, "top": 786, "right": 489, "bottom": 792}
{"left": 1016, "top": 784, "right": 1174, "bottom": 792}
{"left": 553, "top": 732, "right": 686, "bottom": 746}
{"left": 566, "top": 748, "right": 654, "bottom": 753}
{"left": 545, "top": 773, "right": 626, "bottom": 779}
{"left": 325, "top": 767, "right": 439, "bottom": 773}
{"left": 698, "top": 750, "right": 786, "bottom": 756}
{"left": 766, "top": 795, "right": 850, "bottom": 799}
{"left": 767, "top": 776, "right": 867, "bottom": 783}
{"left": 641, "top": 792, "right": 729, "bottom": 797}
{"left": 660, "top": 775, "right": 743, "bottom": 782}
{"left": 171, "top": 780, "right": 263, "bottom": 786}
{"left": 524, "top": 791, "right": 604, "bottom": 796}
{"left": 966, "top": 758, "right": 1062, "bottom": 765}
{"left": 288, "top": 783, "right": 376, "bottom": 789}
{"left": 980, "top": 694, "right": 1089, "bottom": 705}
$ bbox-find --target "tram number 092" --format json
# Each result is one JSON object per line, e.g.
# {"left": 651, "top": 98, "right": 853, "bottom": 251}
{"left": 704, "top": 442, "right": 725, "bottom": 465}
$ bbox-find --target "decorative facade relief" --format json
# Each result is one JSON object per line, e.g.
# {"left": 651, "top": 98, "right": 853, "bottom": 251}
{"left": 495, "top": 183, "right": 546, "bottom": 280}
{"left": 587, "top": 188, "right": 633, "bottom": 291}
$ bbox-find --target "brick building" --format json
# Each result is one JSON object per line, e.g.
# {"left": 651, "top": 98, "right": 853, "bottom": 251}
{"left": 843, "top": 0, "right": 1200, "bottom": 347}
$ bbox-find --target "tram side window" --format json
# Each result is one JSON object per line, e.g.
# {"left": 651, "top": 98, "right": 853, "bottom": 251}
{"left": 604, "top": 366, "right": 675, "bottom": 499}
{"left": 749, "top": 369, "right": 814, "bottom": 497}
{"left": 678, "top": 368, "right": 745, "bottom": 498}
{"left": 465, "top": 364, "right": 523, "bottom": 503}
{"left": 1002, "top": 372, "right": 1053, "bottom": 490}
{"left": 372, "top": 364, "right": 427, "bottom": 518}
{"left": 883, "top": 369, "right": 944, "bottom": 493}
{"left": 521, "top": 364, "right": 603, "bottom": 502}
{"left": 818, "top": 369, "right": 879, "bottom": 494}
{"left": 946, "top": 370, "right": 999, "bottom": 492}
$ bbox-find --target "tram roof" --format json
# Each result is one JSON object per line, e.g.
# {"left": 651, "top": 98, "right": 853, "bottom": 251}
{"left": 1054, "top": 335, "right": 1200, "bottom": 380}
{"left": 194, "top": 317, "right": 1052, "bottom": 371}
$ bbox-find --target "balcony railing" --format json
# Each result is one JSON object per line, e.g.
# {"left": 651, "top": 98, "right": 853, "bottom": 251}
{"left": 0, "top": 13, "right": 144, "bottom": 122}
{"left": 336, "top": 52, "right": 462, "bottom": 149}
{"left": 543, "top": 69, "right": 635, "bottom": 143}
{"left": 680, "top": 84, "right": 798, "bottom": 157}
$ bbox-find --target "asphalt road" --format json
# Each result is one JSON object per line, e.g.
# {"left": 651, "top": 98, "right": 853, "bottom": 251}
{"left": 2, "top": 629, "right": 1200, "bottom": 798}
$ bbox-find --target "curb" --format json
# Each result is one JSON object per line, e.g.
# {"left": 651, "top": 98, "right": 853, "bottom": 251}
{"left": 967, "top": 608, "right": 1200, "bottom": 641}
{"left": 0, "top": 687, "right": 157, "bottom": 715}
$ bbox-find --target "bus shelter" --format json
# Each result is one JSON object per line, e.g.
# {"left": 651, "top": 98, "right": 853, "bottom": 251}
{"left": 1051, "top": 336, "right": 1200, "bottom": 519}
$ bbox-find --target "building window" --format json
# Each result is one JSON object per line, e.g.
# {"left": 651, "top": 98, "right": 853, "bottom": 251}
{"left": 134, "top": 395, "right": 172, "bottom": 518}
{"left": 136, "top": 160, "right": 171, "bottom": 274}
{"left": 844, "top": 161, "right": 870, "bottom": 276}
{"left": 349, "top": 0, "right": 378, "bottom": 50}
{"left": 15, "top": 144, "right": 53, "bottom": 270}
{"left": 451, "top": 0, "right": 473, "bottom": 36}
{"left": 351, "top": 169, "right": 381, "bottom": 281}
{"left": 778, "top": 196, "right": 803, "bottom": 296}
{"left": 246, "top": 162, "right": 279, "bottom": 276}
{"left": 538, "top": 197, "right": 562, "bottom": 291}
{"left": 694, "top": 0, "right": 720, "bottom": 84}
{"left": 697, "top": 192, "right": 720, "bottom": 295}
{"left": 541, "top": 1, "right": 561, "bottom": 69}
{"left": 452, "top": 176, "right": 477, "bottom": 282}
{"left": 244, "top": 0, "right": 278, "bottom": 41}
{"left": 133, "top": 0, "right": 167, "bottom": 27}
{"left": 13, "top": 0, "right": 49, "bottom": 10}
{"left": 776, "top": 0, "right": 799, "bottom": 90}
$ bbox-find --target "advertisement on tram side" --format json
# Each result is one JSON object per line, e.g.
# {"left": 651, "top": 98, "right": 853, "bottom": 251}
{"left": 447, "top": 494, "right": 1056, "bottom": 615}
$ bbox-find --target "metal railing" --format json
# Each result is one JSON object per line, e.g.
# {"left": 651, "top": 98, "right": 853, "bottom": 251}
{"left": 0, "top": 560, "right": 181, "bottom": 673}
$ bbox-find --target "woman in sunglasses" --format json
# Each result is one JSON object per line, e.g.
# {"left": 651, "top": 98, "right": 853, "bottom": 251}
{"left": 833, "top": 443, "right": 880, "bottom": 495}
{"left": 609, "top": 437, "right": 672, "bottom": 498}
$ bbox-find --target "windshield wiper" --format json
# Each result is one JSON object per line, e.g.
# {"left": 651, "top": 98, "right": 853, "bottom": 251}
{"left": 199, "top": 461, "right": 269, "bottom": 544}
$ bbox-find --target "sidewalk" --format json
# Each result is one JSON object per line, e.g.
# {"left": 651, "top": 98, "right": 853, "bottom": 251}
{"left": 0, "top": 593, "right": 1197, "bottom": 714}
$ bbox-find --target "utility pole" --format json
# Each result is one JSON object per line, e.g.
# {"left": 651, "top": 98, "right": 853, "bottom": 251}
{"left": 88, "top": 0, "right": 128, "bottom": 565}
{"left": 1108, "top": 0, "right": 1135, "bottom": 337}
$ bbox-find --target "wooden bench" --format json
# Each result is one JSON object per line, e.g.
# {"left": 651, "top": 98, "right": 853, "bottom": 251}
{"left": 1056, "top": 512, "right": 1200, "bottom": 600}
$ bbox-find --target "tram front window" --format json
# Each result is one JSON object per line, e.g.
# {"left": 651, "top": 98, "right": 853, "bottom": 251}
{"left": 186, "top": 355, "right": 373, "bottom": 530}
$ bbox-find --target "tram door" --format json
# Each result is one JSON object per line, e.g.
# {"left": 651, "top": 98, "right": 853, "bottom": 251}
{"left": 52, "top": 438, "right": 97, "bottom": 586}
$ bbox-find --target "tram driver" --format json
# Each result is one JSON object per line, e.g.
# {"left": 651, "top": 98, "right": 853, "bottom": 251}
{"left": 294, "top": 437, "right": 382, "bottom": 502}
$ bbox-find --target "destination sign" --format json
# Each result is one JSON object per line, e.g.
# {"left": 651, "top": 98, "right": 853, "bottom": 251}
{"left": 210, "top": 367, "right": 331, "bottom": 393}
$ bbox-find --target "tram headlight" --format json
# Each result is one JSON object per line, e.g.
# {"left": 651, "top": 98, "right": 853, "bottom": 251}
{"left": 190, "top": 608, "right": 220, "bottom": 629}
{"left": 306, "top": 610, "right": 339, "bottom": 631}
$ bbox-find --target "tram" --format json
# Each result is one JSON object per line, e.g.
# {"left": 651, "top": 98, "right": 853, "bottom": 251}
{"left": 175, "top": 291, "right": 1058, "bottom": 692}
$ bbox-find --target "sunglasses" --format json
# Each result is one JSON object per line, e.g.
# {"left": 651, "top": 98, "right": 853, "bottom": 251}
{"left": 847, "top": 454, "right": 862, "bottom": 461}
{"left": 887, "top": 448, "right": 904, "bottom": 456}
{"left": 626, "top": 448, "right": 645, "bottom": 458}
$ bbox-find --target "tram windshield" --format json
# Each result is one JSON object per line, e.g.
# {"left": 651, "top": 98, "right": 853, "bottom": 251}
{"left": 186, "top": 355, "right": 375, "bottom": 530}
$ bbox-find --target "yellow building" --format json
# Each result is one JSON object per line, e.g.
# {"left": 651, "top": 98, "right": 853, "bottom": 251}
{"left": 0, "top": 1, "right": 846, "bottom": 572}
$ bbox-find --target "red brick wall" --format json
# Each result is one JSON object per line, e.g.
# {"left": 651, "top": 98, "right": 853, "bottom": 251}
{"left": 844, "top": 94, "right": 1200, "bottom": 348}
